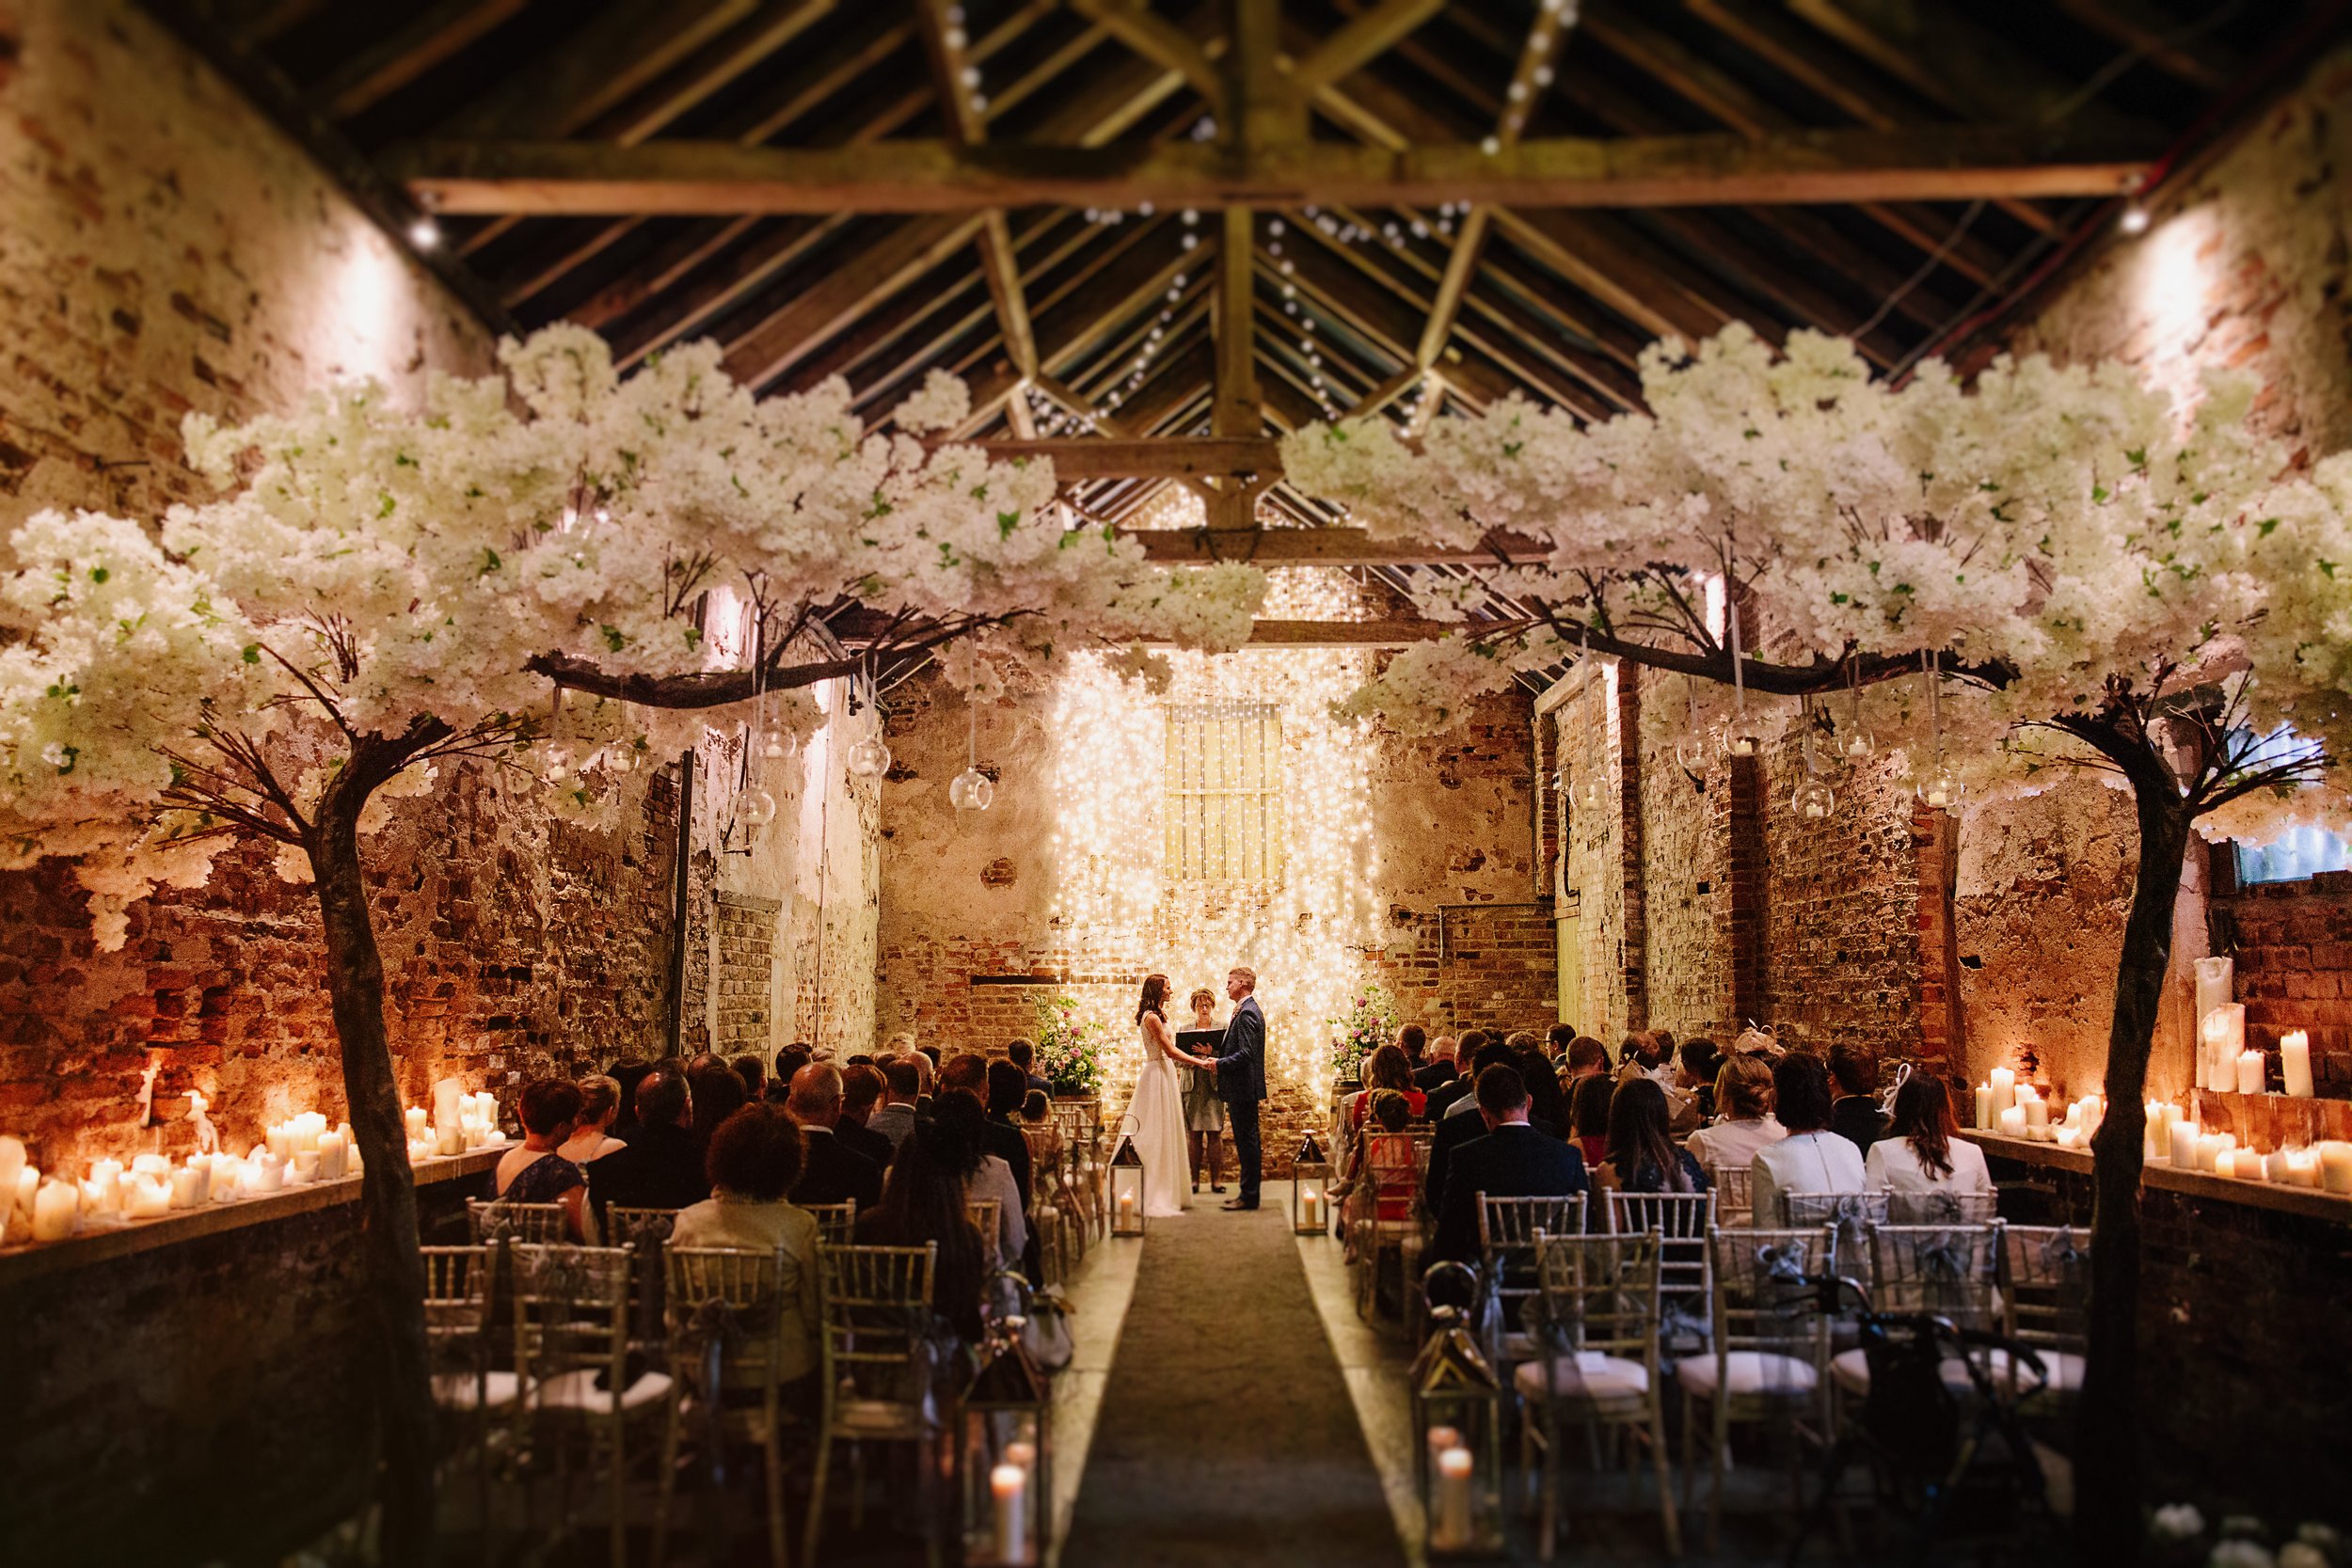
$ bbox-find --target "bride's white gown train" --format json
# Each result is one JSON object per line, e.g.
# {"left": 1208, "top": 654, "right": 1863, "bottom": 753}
{"left": 1125, "top": 1021, "right": 1194, "bottom": 1217}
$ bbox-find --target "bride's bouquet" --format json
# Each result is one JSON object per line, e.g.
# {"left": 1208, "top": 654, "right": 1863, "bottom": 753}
{"left": 1034, "top": 992, "right": 1107, "bottom": 1098}
{"left": 1328, "top": 986, "right": 1399, "bottom": 1085}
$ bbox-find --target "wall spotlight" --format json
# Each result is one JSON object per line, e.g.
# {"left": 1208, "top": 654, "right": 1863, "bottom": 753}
{"left": 2118, "top": 205, "right": 2152, "bottom": 236}
{"left": 407, "top": 216, "right": 442, "bottom": 250}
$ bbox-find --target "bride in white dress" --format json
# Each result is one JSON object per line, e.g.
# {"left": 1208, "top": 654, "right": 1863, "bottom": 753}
{"left": 1128, "top": 974, "right": 1214, "bottom": 1217}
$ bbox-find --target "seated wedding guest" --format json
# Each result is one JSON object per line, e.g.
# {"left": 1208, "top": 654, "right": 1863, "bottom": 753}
{"left": 907, "top": 1047, "right": 938, "bottom": 1112}
{"left": 988, "top": 1057, "right": 1048, "bottom": 1277}
{"left": 589, "top": 1068, "right": 710, "bottom": 1221}
{"left": 1425, "top": 1031, "right": 1487, "bottom": 1118}
{"left": 868, "top": 1055, "right": 922, "bottom": 1152}
{"left": 1444, "top": 1039, "right": 1520, "bottom": 1119}
{"left": 557, "top": 1075, "right": 629, "bottom": 1165}
{"left": 1350, "top": 1045, "right": 1426, "bottom": 1135}
{"left": 1648, "top": 1028, "right": 1678, "bottom": 1085}
{"left": 836, "top": 1063, "right": 896, "bottom": 1168}
{"left": 1595, "top": 1078, "right": 1708, "bottom": 1195}
{"left": 858, "top": 1112, "right": 989, "bottom": 1344}
{"left": 1675, "top": 1037, "right": 1721, "bottom": 1125}
{"left": 670, "top": 1104, "right": 821, "bottom": 1410}
{"left": 1018, "top": 1090, "right": 1063, "bottom": 1171}
{"left": 1006, "top": 1037, "right": 1052, "bottom": 1097}
{"left": 940, "top": 1053, "right": 1033, "bottom": 1212}
{"left": 772, "top": 1046, "right": 813, "bottom": 1089}
{"left": 1346, "top": 1091, "right": 1420, "bottom": 1222}
{"left": 1683, "top": 1053, "right": 1785, "bottom": 1179}
{"left": 495, "top": 1079, "right": 592, "bottom": 1241}
{"left": 1425, "top": 1045, "right": 1562, "bottom": 1212}
{"left": 1568, "top": 1071, "right": 1615, "bottom": 1166}
{"left": 731, "top": 1053, "right": 767, "bottom": 1101}
{"left": 1751, "top": 1052, "right": 1867, "bottom": 1227}
{"left": 1865, "top": 1074, "right": 1994, "bottom": 1197}
{"left": 1516, "top": 1034, "right": 1570, "bottom": 1132}
{"left": 929, "top": 1089, "right": 1028, "bottom": 1271}
{"left": 918, "top": 1044, "right": 943, "bottom": 1075}
{"left": 1829, "top": 1042, "right": 1889, "bottom": 1154}
{"left": 1413, "top": 1034, "right": 1459, "bottom": 1094}
{"left": 1615, "top": 1032, "right": 1661, "bottom": 1085}
{"left": 1396, "top": 1022, "right": 1431, "bottom": 1075}
{"left": 608, "top": 1059, "right": 653, "bottom": 1141}
{"left": 685, "top": 1053, "right": 749, "bottom": 1155}
{"left": 785, "top": 1063, "right": 884, "bottom": 1211}
{"left": 1433, "top": 1065, "right": 1589, "bottom": 1264}
{"left": 1561, "top": 1035, "right": 1609, "bottom": 1086}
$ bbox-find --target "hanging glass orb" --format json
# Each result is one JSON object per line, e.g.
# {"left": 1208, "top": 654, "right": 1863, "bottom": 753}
{"left": 1836, "top": 726, "right": 1875, "bottom": 762}
{"left": 847, "top": 736, "right": 893, "bottom": 778}
{"left": 949, "top": 767, "right": 995, "bottom": 813}
{"left": 539, "top": 745, "right": 573, "bottom": 784}
{"left": 1916, "top": 763, "right": 1964, "bottom": 812}
{"left": 738, "top": 788, "right": 778, "bottom": 828}
{"left": 604, "top": 744, "right": 635, "bottom": 775}
{"left": 761, "top": 728, "right": 797, "bottom": 760}
{"left": 1790, "top": 776, "right": 1837, "bottom": 821}
{"left": 1723, "top": 731, "right": 1763, "bottom": 759}
{"left": 1674, "top": 736, "right": 1708, "bottom": 775}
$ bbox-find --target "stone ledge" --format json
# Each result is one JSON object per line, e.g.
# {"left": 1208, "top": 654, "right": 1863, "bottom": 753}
{"left": 0, "top": 1146, "right": 504, "bottom": 1288}
{"left": 1962, "top": 1130, "right": 2352, "bottom": 1227}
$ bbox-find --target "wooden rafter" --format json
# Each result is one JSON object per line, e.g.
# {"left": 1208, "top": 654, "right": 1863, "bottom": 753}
{"left": 391, "top": 125, "right": 2154, "bottom": 214}
{"left": 312, "top": 0, "right": 530, "bottom": 119}
{"left": 1066, "top": 0, "right": 1224, "bottom": 101}
{"left": 1291, "top": 0, "right": 1449, "bottom": 92}
{"left": 437, "top": 0, "right": 758, "bottom": 139}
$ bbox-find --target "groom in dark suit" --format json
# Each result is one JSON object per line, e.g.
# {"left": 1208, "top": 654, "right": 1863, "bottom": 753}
{"left": 1207, "top": 966, "right": 1267, "bottom": 1210}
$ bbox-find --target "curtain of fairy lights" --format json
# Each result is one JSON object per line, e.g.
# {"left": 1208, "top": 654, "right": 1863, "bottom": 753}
{"left": 1046, "top": 570, "right": 1382, "bottom": 1093}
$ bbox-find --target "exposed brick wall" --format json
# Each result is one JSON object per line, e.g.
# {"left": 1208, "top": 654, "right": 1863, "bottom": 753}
{"left": 2212, "top": 868, "right": 2352, "bottom": 1097}
{"left": 712, "top": 892, "right": 781, "bottom": 1054}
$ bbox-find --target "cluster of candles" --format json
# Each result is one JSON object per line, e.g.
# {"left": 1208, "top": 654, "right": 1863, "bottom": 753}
{"left": 1971, "top": 1069, "right": 2106, "bottom": 1149}
{"left": 2144, "top": 1102, "right": 2352, "bottom": 1190}
{"left": 1425, "top": 1425, "right": 1479, "bottom": 1550}
{"left": 3, "top": 1082, "right": 507, "bottom": 1249}
{"left": 987, "top": 1438, "right": 1040, "bottom": 1564}
{"left": 2195, "top": 957, "right": 2318, "bottom": 1098}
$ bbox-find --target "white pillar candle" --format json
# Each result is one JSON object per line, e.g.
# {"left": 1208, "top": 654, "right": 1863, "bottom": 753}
{"left": 1998, "top": 1105, "right": 2027, "bottom": 1138}
{"left": 291, "top": 1149, "right": 320, "bottom": 1185}
{"left": 1975, "top": 1082, "right": 1994, "bottom": 1130}
{"left": 990, "top": 1463, "right": 1028, "bottom": 1563}
{"left": 435, "top": 1122, "right": 464, "bottom": 1157}
{"left": 433, "top": 1076, "right": 464, "bottom": 1136}
{"left": 316, "top": 1131, "right": 344, "bottom": 1180}
{"left": 2169, "top": 1118, "right": 2200, "bottom": 1171}
{"left": 13, "top": 1164, "right": 37, "bottom": 1220}
{"left": 2233, "top": 1148, "right": 2268, "bottom": 1183}
{"left": 2024, "top": 1094, "right": 2049, "bottom": 1132}
{"left": 2235, "top": 1048, "right": 2266, "bottom": 1096}
{"left": 2055, "top": 1127, "right": 2082, "bottom": 1149}
{"left": 405, "top": 1106, "right": 428, "bottom": 1141}
{"left": 1435, "top": 1444, "right": 1476, "bottom": 1550}
{"left": 2197, "top": 1132, "right": 2235, "bottom": 1172}
{"left": 126, "top": 1172, "right": 172, "bottom": 1216}
{"left": 2265, "top": 1148, "right": 2295, "bottom": 1184}
{"left": 407, "top": 1136, "right": 435, "bottom": 1165}
{"left": 2280, "top": 1031, "right": 2314, "bottom": 1099}
{"left": 250, "top": 1151, "right": 285, "bottom": 1192}
{"left": 131, "top": 1152, "right": 170, "bottom": 1178}
{"left": 170, "top": 1165, "right": 199, "bottom": 1209}
{"left": 2284, "top": 1148, "right": 2321, "bottom": 1188}
{"left": 2321, "top": 1141, "right": 2352, "bottom": 1195}
{"left": 2195, "top": 955, "right": 2235, "bottom": 1020}
{"left": 2202, "top": 1005, "right": 2246, "bottom": 1091}
{"left": 32, "top": 1180, "right": 78, "bottom": 1242}
{"left": 1989, "top": 1068, "right": 2015, "bottom": 1119}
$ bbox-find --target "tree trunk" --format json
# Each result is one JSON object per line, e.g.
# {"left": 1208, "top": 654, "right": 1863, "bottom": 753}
{"left": 310, "top": 772, "right": 437, "bottom": 1568}
{"left": 2075, "top": 781, "right": 2191, "bottom": 1565}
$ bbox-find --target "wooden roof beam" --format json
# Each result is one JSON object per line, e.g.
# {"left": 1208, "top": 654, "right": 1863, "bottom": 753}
{"left": 1067, "top": 0, "right": 1225, "bottom": 103}
{"left": 313, "top": 0, "right": 530, "bottom": 119}
{"left": 1292, "top": 0, "right": 1450, "bottom": 93}
{"left": 392, "top": 126, "right": 2155, "bottom": 214}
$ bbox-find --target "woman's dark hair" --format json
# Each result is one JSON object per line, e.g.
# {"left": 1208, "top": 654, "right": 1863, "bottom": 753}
{"left": 1136, "top": 973, "right": 1170, "bottom": 1023}
{"left": 1772, "top": 1052, "right": 1836, "bottom": 1134}
{"left": 706, "top": 1103, "right": 805, "bottom": 1200}
{"left": 1517, "top": 1042, "right": 1568, "bottom": 1130}
{"left": 1889, "top": 1073, "right": 1959, "bottom": 1180}
{"left": 985, "top": 1059, "right": 1027, "bottom": 1119}
{"left": 1679, "top": 1037, "right": 1720, "bottom": 1083}
{"left": 730, "top": 1053, "right": 767, "bottom": 1097}
{"left": 1398, "top": 1023, "right": 1428, "bottom": 1060}
{"left": 1021, "top": 1088, "right": 1050, "bottom": 1122}
{"left": 1622, "top": 1032, "right": 1661, "bottom": 1071}
{"left": 1606, "top": 1078, "right": 1692, "bottom": 1193}
{"left": 608, "top": 1060, "right": 653, "bottom": 1138}
{"left": 519, "top": 1078, "right": 583, "bottom": 1137}
{"left": 1828, "top": 1041, "right": 1879, "bottom": 1098}
{"left": 1369, "top": 1088, "right": 1411, "bottom": 1132}
{"left": 1363, "top": 1043, "right": 1413, "bottom": 1094}
{"left": 1570, "top": 1072, "right": 1615, "bottom": 1139}
{"left": 686, "top": 1055, "right": 749, "bottom": 1140}
{"left": 864, "top": 1106, "right": 987, "bottom": 1340}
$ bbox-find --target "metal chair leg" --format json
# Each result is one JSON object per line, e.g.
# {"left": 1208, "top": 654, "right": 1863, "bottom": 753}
{"left": 803, "top": 1438, "right": 832, "bottom": 1568}
{"left": 652, "top": 1388, "right": 684, "bottom": 1568}
{"left": 1652, "top": 1405, "right": 1683, "bottom": 1557}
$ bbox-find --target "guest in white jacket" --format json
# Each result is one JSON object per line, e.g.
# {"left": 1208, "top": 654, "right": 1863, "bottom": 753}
{"left": 1750, "top": 1053, "right": 1866, "bottom": 1227}
{"left": 1685, "top": 1053, "right": 1785, "bottom": 1178}
{"left": 1864, "top": 1073, "right": 1993, "bottom": 1197}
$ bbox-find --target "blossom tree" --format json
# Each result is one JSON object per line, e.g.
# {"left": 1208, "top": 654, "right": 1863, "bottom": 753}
{"left": 1286, "top": 325, "right": 2352, "bottom": 1560}
{"left": 0, "top": 325, "right": 1263, "bottom": 1563}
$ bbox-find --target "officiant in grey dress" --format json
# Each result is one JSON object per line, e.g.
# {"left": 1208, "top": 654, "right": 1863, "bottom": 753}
{"left": 1178, "top": 986, "right": 1228, "bottom": 1195}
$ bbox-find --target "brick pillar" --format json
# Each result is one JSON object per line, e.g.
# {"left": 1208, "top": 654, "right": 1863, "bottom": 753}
{"left": 1613, "top": 668, "right": 1649, "bottom": 1030}
{"left": 1914, "top": 808, "right": 1963, "bottom": 1066}
{"left": 1724, "top": 752, "right": 1766, "bottom": 1030}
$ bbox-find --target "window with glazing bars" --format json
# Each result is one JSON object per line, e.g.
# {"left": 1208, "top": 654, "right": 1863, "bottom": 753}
{"left": 1163, "top": 703, "right": 1285, "bottom": 882}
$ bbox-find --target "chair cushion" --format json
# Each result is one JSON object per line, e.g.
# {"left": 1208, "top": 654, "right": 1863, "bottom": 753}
{"left": 1513, "top": 1354, "right": 1650, "bottom": 1404}
{"left": 834, "top": 1397, "right": 935, "bottom": 1438}
{"left": 1676, "top": 1350, "right": 1820, "bottom": 1401}
{"left": 1829, "top": 1347, "right": 1870, "bottom": 1397}
{"left": 536, "top": 1368, "right": 674, "bottom": 1414}
{"left": 1943, "top": 1348, "right": 2085, "bottom": 1395}
{"left": 432, "top": 1370, "right": 525, "bottom": 1410}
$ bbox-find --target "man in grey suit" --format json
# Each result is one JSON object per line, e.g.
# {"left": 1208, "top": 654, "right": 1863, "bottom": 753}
{"left": 1206, "top": 967, "right": 1267, "bottom": 1210}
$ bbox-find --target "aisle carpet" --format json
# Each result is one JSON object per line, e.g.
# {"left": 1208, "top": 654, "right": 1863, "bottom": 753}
{"left": 1060, "top": 1196, "right": 1406, "bottom": 1566}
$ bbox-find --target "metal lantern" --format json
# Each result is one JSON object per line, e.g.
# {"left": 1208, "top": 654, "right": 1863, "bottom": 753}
{"left": 1108, "top": 1132, "right": 1146, "bottom": 1238}
{"left": 960, "top": 1340, "right": 1050, "bottom": 1567}
{"left": 1293, "top": 1132, "right": 1332, "bottom": 1236}
{"left": 1411, "top": 1261, "right": 1505, "bottom": 1558}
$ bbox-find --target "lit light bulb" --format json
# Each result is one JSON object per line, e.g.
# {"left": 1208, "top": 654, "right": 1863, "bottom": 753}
{"left": 1917, "top": 763, "right": 1963, "bottom": 812}
{"left": 949, "top": 767, "right": 995, "bottom": 813}
{"left": 847, "top": 736, "right": 892, "bottom": 778}
{"left": 738, "top": 789, "right": 777, "bottom": 828}
{"left": 1790, "top": 776, "right": 1836, "bottom": 821}
{"left": 1836, "top": 726, "right": 1875, "bottom": 762}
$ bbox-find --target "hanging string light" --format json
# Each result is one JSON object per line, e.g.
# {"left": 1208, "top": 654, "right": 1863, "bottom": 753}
{"left": 1790, "top": 696, "right": 1836, "bottom": 820}
{"left": 1916, "top": 647, "right": 1963, "bottom": 812}
{"left": 949, "top": 697, "right": 994, "bottom": 813}
{"left": 1721, "top": 589, "right": 1762, "bottom": 758}
{"left": 1837, "top": 654, "right": 1875, "bottom": 761}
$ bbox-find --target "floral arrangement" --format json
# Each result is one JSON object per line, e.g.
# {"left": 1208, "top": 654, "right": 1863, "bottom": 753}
{"left": 1327, "top": 985, "right": 1399, "bottom": 1085}
{"left": 1034, "top": 992, "right": 1106, "bottom": 1099}
{"left": 2151, "top": 1502, "right": 2344, "bottom": 1568}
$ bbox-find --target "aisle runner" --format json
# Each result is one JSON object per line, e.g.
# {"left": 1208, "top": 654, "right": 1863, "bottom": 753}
{"left": 1060, "top": 1198, "right": 1406, "bottom": 1566}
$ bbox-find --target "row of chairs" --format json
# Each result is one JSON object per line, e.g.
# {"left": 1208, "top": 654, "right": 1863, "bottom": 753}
{"left": 1470, "top": 1195, "right": 2086, "bottom": 1557}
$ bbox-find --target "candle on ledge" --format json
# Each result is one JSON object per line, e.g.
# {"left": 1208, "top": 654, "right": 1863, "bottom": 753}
{"left": 2235, "top": 1048, "right": 2266, "bottom": 1097}
{"left": 2202, "top": 1004, "right": 2246, "bottom": 1091}
{"left": 88, "top": 1158, "right": 123, "bottom": 1213}
{"left": 13, "top": 1163, "right": 37, "bottom": 1223}
{"left": 1434, "top": 1444, "right": 1476, "bottom": 1551}
{"left": 2321, "top": 1141, "right": 2352, "bottom": 1196}
{"left": 405, "top": 1106, "right": 428, "bottom": 1141}
{"left": 2169, "top": 1117, "right": 2200, "bottom": 1171}
{"left": 1998, "top": 1105, "right": 2028, "bottom": 1138}
{"left": 2280, "top": 1030, "right": 2314, "bottom": 1099}
{"left": 126, "top": 1172, "right": 172, "bottom": 1217}
{"left": 131, "top": 1152, "right": 170, "bottom": 1179}
{"left": 1989, "top": 1068, "right": 2015, "bottom": 1120}
{"left": 170, "top": 1164, "right": 200, "bottom": 1209}
{"left": 990, "top": 1462, "right": 1028, "bottom": 1564}
{"left": 249, "top": 1150, "right": 285, "bottom": 1193}
{"left": 2055, "top": 1126, "right": 2083, "bottom": 1149}
{"left": 2282, "top": 1148, "right": 2321, "bottom": 1189}
{"left": 2231, "top": 1148, "right": 2269, "bottom": 1183}
{"left": 2023, "top": 1092, "right": 2049, "bottom": 1136}
{"left": 1117, "top": 1190, "right": 1136, "bottom": 1225}
{"left": 32, "top": 1180, "right": 78, "bottom": 1242}
{"left": 291, "top": 1149, "right": 320, "bottom": 1185}
{"left": 1975, "top": 1082, "right": 1994, "bottom": 1130}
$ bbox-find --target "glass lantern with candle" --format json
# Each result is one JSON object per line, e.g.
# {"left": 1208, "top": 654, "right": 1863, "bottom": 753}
{"left": 960, "top": 1340, "right": 1050, "bottom": 1567}
{"left": 1293, "top": 1132, "right": 1332, "bottom": 1236}
{"left": 1108, "top": 1132, "right": 1146, "bottom": 1238}
{"left": 1410, "top": 1261, "right": 1505, "bottom": 1558}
